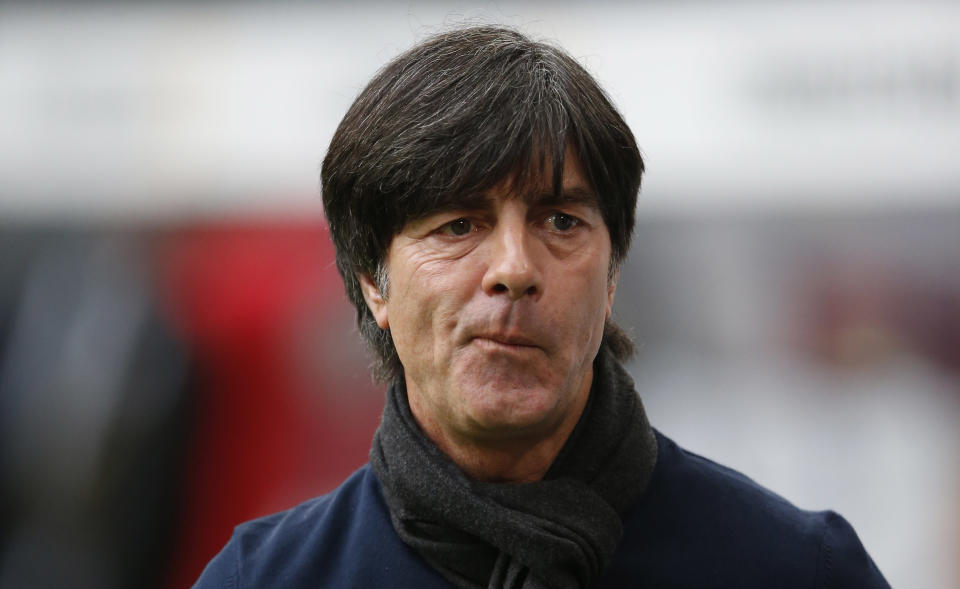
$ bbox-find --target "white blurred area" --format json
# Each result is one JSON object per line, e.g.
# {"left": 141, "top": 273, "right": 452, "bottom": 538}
{"left": 1, "top": 2, "right": 958, "bottom": 588}
{"left": 3, "top": 1, "right": 958, "bottom": 219}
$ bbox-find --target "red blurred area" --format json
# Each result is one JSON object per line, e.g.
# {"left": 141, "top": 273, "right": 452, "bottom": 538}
{"left": 153, "top": 220, "right": 383, "bottom": 589}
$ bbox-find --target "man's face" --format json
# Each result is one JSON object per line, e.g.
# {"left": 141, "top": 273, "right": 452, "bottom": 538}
{"left": 360, "top": 156, "right": 616, "bottom": 447}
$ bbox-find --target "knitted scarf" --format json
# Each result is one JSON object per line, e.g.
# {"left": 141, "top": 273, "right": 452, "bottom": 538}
{"left": 369, "top": 345, "right": 658, "bottom": 588}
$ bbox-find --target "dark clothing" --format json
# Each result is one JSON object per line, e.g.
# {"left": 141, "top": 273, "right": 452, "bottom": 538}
{"left": 193, "top": 431, "right": 889, "bottom": 588}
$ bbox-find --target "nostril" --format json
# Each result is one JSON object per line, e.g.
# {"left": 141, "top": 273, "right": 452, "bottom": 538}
{"left": 493, "top": 283, "right": 508, "bottom": 293}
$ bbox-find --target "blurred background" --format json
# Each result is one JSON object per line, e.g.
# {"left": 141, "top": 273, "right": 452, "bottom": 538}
{"left": 0, "top": 2, "right": 957, "bottom": 587}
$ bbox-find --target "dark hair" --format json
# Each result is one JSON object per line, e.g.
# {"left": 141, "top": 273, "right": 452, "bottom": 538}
{"left": 321, "top": 26, "right": 644, "bottom": 381}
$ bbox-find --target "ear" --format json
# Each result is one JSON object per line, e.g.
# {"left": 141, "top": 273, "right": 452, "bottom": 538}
{"left": 358, "top": 273, "right": 390, "bottom": 329}
{"left": 605, "top": 268, "right": 619, "bottom": 320}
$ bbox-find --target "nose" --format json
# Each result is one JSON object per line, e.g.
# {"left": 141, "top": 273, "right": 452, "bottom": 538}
{"left": 481, "top": 219, "right": 542, "bottom": 301}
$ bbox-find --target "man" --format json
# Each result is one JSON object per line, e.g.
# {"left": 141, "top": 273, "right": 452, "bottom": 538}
{"left": 195, "top": 26, "right": 889, "bottom": 588}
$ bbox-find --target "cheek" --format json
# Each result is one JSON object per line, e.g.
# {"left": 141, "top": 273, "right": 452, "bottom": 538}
{"left": 387, "top": 261, "right": 465, "bottom": 351}
{"left": 572, "top": 274, "right": 613, "bottom": 346}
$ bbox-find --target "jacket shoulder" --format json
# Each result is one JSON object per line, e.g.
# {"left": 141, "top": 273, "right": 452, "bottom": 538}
{"left": 601, "top": 432, "right": 889, "bottom": 588}
{"left": 192, "top": 466, "right": 450, "bottom": 589}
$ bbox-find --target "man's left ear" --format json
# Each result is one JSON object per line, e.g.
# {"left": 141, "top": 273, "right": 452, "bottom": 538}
{"left": 606, "top": 268, "right": 619, "bottom": 320}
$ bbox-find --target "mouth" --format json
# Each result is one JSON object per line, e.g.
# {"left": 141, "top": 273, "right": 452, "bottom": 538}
{"left": 470, "top": 333, "right": 541, "bottom": 351}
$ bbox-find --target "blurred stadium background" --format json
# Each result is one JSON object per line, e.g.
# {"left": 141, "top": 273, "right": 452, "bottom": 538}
{"left": 1, "top": 2, "right": 957, "bottom": 588}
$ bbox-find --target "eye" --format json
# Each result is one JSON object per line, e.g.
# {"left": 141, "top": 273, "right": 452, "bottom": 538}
{"left": 546, "top": 213, "right": 580, "bottom": 232}
{"left": 439, "top": 218, "right": 474, "bottom": 236}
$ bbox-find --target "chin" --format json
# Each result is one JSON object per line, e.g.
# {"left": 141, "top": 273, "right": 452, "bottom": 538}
{"left": 458, "top": 380, "right": 560, "bottom": 433}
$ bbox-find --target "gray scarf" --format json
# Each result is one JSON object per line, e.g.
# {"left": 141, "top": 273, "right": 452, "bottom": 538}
{"left": 369, "top": 345, "right": 658, "bottom": 588}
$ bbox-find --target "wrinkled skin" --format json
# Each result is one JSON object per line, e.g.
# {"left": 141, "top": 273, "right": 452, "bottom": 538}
{"left": 359, "top": 156, "right": 616, "bottom": 482}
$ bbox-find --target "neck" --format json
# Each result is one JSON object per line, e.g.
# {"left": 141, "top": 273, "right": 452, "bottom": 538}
{"left": 426, "top": 425, "right": 578, "bottom": 484}
{"left": 407, "top": 370, "right": 592, "bottom": 484}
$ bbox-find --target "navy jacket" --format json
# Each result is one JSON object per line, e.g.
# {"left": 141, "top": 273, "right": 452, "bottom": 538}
{"left": 194, "top": 432, "right": 889, "bottom": 588}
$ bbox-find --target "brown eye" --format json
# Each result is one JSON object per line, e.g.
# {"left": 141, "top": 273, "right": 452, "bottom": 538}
{"left": 442, "top": 218, "right": 473, "bottom": 236}
{"left": 547, "top": 213, "right": 578, "bottom": 231}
